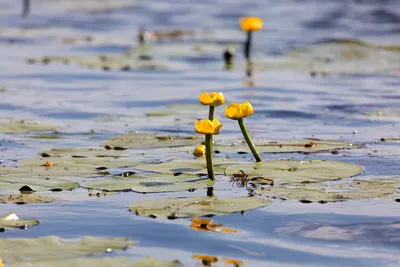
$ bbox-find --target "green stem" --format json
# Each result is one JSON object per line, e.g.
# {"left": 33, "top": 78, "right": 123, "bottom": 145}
{"left": 205, "top": 134, "right": 214, "bottom": 180}
{"left": 205, "top": 106, "right": 215, "bottom": 181}
{"left": 208, "top": 106, "right": 214, "bottom": 120}
{"left": 238, "top": 118, "right": 262, "bottom": 162}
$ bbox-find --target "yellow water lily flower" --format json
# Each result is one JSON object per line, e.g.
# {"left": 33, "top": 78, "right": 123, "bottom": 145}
{"left": 199, "top": 92, "right": 225, "bottom": 107}
{"left": 240, "top": 17, "right": 263, "bottom": 32}
{"left": 193, "top": 144, "right": 206, "bottom": 158}
{"left": 194, "top": 119, "right": 223, "bottom": 135}
{"left": 224, "top": 102, "right": 254, "bottom": 120}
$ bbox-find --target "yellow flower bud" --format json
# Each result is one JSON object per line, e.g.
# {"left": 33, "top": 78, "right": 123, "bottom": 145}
{"left": 199, "top": 92, "right": 225, "bottom": 107}
{"left": 194, "top": 119, "right": 224, "bottom": 135}
{"left": 224, "top": 102, "right": 253, "bottom": 120}
{"left": 193, "top": 145, "right": 206, "bottom": 158}
{"left": 239, "top": 17, "right": 263, "bottom": 32}
{"left": 44, "top": 161, "right": 53, "bottom": 167}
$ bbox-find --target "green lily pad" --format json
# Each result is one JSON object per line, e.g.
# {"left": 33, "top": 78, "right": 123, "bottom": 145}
{"left": 82, "top": 172, "right": 214, "bottom": 193}
{"left": 0, "top": 176, "right": 79, "bottom": 192}
{"left": 0, "top": 236, "right": 134, "bottom": 264}
{"left": 216, "top": 139, "right": 354, "bottom": 154}
{"left": 380, "top": 137, "right": 400, "bottom": 142}
{"left": 0, "top": 120, "right": 57, "bottom": 134}
{"left": 146, "top": 103, "right": 205, "bottom": 118}
{"left": 225, "top": 160, "right": 363, "bottom": 185}
{"left": 39, "top": 148, "right": 125, "bottom": 158}
{"left": 129, "top": 196, "right": 270, "bottom": 218}
{"left": 101, "top": 132, "right": 200, "bottom": 149}
{"left": 5, "top": 257, "right": 181, "bottom": 267}
{"left": 135, "top": 158, "right": 239, "bottom": 175}
{"left": 0, "top": 212, "right": 39, "bottom": 229}
{"left": 0, "top": 194, "right": 55, "bottom": 204}
{"left": 18, "top": 157, "right": 139, "bottom": 172}
{"left": 256, "top": 180, "right": 396, "bottom": 202}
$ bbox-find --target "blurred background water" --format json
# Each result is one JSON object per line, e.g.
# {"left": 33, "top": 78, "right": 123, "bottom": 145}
{"left": 0, "top": 1, "right": 399, "bottom": 266}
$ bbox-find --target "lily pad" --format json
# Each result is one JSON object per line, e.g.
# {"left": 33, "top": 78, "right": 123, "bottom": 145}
{"left": 0, "top": 194, "right": 55, "bottom": 204}
{"left": 225, "top": 160, "right": 363, "bottom": 185}
{"left": 0, "top": 120, "right": 57, "bottom": 134}
{"left": 0, "top": 176, "right": 79, "bottom": 192}
{"left": 0, "top": 236, "right": 134, "bottom": 264}
{"left": 129, "top": 196, "right": 270, "bottom": 218}
{"left": 380, "top": 137, "right": 400, "bottom": 142}
{"left": 0, "top": 212, "right": 39, "bottom": 229}
{"left": 256, "top": 181, "right": 396, "bottom": 202}
{"left": 39, "top": 148, "right": 125, "bottom": 158}
{"left": 101, "top": 132, "right": 200, "bottom": 149}
{"left": 82, "top": 172, "right": 214, "bottom": 193}
{"left": 135, "top": 158, "right": 239, "bottom": 175}
{"left": 216, "top": 139, "right": 354, "bottom": 154}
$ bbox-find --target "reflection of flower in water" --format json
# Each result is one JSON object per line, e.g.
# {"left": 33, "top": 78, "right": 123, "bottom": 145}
{"left": 192, "top": 254, "right": 244, "bottom": 266}
{"left": 190, "top": 218, "right": 238, "bottom": 233}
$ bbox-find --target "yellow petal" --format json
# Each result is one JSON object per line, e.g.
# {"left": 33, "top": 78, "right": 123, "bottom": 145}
{"left": 240, "top": 17, "right": 263, "bottom": 32}
{"left": 224, "top": 103, "right": 241, "bottom": 120}
{"left": 241, "top": 102, "right": 254, "bottom": 117}
{"left": 199, "top": 92, "right": 212, "bottom": 105}
{"left": 194, "top": 120, "right": 215, "bottom": 135}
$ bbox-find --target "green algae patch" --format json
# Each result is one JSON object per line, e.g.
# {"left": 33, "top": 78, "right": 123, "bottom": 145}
{"left": 135, "top": 158, "right": 239, "bottom": 175}
{"left": 129, "top": 196, "right": 270, "bottom": 218}
{"left": 0, "top": 194, "right": 55, "bottom": 204}
{"left": 0, "top": 120, "right": 57, "bottom": 134}
{"left": 0, "top": 212, "right": 39, "bottom": 229}
{"left": 0, "top": 236, "right": 134, "bottom": 264}
{"left": 216, "top": 139, "right": 354, "bottom": 154}
{"left": 225, "top": 160, "right": 363, "bottom": 185}
{"left": 101, "top": 132, "right": 200, "bottom": 149}
{"left": 256, "top": 180, "right": 397, "bottom": 203}
{"left": 82, "top": 172, "right": 214, "bottom": 193}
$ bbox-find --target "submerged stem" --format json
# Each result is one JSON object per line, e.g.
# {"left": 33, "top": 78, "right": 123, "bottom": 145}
{"left": 238, "top": 118, "right": 262, "bottom": 162}
{"left": 244, "top": 31, "right": 252, "bottom": 61}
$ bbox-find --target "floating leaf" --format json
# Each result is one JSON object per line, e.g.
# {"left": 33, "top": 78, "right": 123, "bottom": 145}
{"left": 129, "top": 196, "right": 270, "bottom": 218}
{"left": 38, "top": 148, "right": 125, "bottom": 158}
{"left": 365, "top": 110, "right": 400, "bottom": 121}
{"left": 380, "top": 137, "right": 400, "bottom": 142}
{"left": 0, "top": 212, "right": 39, "bottom": 229}
{"left": 30, "top": 135, "right": 64, "bottom": 140}
{"left": 101, "top": 132, "right": 200, "bottom": 149}
{"left": 135, "top": 158, "right": 238, "bottom": 175}
{"left": 82, "top": 172, "right": 214, "bottom": 193}
{"left": 256, "top": 181, "right": 396, "bottom": 202}
{"left": 225, "top": 160, "right": 363, "bottom": 185}
{"left": 215, "top": 139, "right": 354, "bottom": 154}
{"left": 0, "top": 194, "right": 55, "bottom": 204}
{"left": 0, "top": 120, "right": 57, "bottom": 134}
{"left": 0, "top": 236, "right": 134, "bottom": 264}
{"left": 0, "top": 176, "right": 79, "bottom": 192}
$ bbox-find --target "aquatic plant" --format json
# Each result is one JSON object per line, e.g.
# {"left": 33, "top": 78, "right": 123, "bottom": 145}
{"left": 239, "top": 17, "right": 263, "bottom": 62}
{"left": 193, "top": 144, "right": 206, "bottom": 158}
{"left": 195, "top": 92, "right": 225, "bottom": 180}
{"left": 225, "top": 102, "right": 262, "bottom": 162}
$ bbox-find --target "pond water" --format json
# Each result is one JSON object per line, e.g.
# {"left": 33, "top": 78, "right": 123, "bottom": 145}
{"left": 0, "top": 0, "right": 399, "bottom": 266}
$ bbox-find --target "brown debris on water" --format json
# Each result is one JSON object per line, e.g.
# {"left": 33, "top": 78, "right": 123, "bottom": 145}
{"left": 0, "top": 194, "right": 55, "bottom": 204}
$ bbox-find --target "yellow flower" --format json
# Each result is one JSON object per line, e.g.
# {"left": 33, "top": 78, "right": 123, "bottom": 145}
{"left": 199, "top": 92, "right": 225, "bottom": 107}
{"left": 239, "top": 17, "right": 263, "bottom": 32}
{"left": 194, "top": 119, "right": 223, "bottom": 135}
{"left": 193, "top": 144, "right": 206, "bottom": 158}
{"left": 44, "top": 161, "right": 53, "bottom": 167}
{"left": 224, "top": 102, "right": 253, "bottom": 120}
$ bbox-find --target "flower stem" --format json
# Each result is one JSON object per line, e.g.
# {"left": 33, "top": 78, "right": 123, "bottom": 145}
{"left": 208, "top": 106, "right": 214, "bottom": 120}
{"left": 238, "top": 118, "right": 262, "bottom": 162}
{"left": 205, "top": 134, "right": 214, "bottom": 180}
{"left": 205, "top": 106, "right": 215, "bottom": 181}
